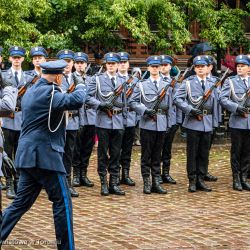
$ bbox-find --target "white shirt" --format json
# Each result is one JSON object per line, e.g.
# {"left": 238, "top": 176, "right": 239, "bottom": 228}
{"left": 107, "top": 72, "right": 117, "bottom": 86}
{"left": 64, "top": 73, "right": 72, "bottom": 85}
{"left": 11, "top": 68, "right": 22, "bottom": 82}
{"left": 197, "top": 76, "right": 206, "bottom": 88}
{"left": 240, "top": 77, "right": 249, "bottom": 88}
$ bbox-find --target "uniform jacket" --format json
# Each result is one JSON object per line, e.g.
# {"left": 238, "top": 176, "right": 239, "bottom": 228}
{"left": 1, "top": 68, "right": 33, "bottom": 131}
{"left": 86, "top": 72, "right": 125, "bottom": 130}
{"left": 14, "top": 77, "right": 87, "bottom": 173}
{"left": 77, "top": 74, "right": 96, "bottom": 126}
{"left": 61, "top": 73, "right": 80, "bottom": 130}
{"left": 173, "top": 75, "right": 219, "bottom": 132}
{"left": 219, "top": 75, "right": 250, "bottom": 129}
{"left": 130, "top": 77, "right": 172, "bottom": 132}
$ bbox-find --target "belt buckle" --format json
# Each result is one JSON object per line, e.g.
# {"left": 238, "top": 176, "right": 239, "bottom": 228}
{"left": 247, "top": 108, "right": 250, "bottom": 114}
{"left": 203, "top": 109, "right": 208, "bottom": 115}
{"left": 85, "top": 104, "right": 89, "bottom": 110}
{"left": 158, "top": 109, "right": 162, "bottom": 114}
{"left": 68, "top": 112, "right": 73, "bottom": 118}
{"left": 113, "top": 110, "right": 118, "bottom": 115}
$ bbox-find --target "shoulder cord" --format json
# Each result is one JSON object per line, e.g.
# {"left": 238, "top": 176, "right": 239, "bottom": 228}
{"left": 139, "top": 82, "right": 157, "bottom": 103}
{"left": 48, "top": 84, "right": 65, "bottom": 133}
{"left": 186, "top": 80, "right": 203, "bottom": 105}
{"left": 229, "top": 79, "right": 246, "bottom": 102}
{"left": 96, "top": 75, "right": 114, "bottom": 101}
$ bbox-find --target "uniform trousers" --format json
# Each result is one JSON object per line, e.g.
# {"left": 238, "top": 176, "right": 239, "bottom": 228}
{"left": 120, "top": 126, "right": 135, "bottom": 170}
{"left": 0, "top": 168, "right": 74, "bottom": 250}
{"left": 96, "top": 127, "right": 124, "bottom": 177}
{"left": 140, "top": 129, "right": 165, "bottom": 178}
{"left": 230, "top": 128, "right": 250, "bottom": 176}
{"left": 73, "top": 125, "right": 95, "bottom": 170}
{"left": 63, "top": 130, "right": 78, "bottom": 176}
{"left": 186, "top": 128, "right": 211, "bottom": 181}
{"left": 161, "top": 124, "right": 179, "bottom": 168}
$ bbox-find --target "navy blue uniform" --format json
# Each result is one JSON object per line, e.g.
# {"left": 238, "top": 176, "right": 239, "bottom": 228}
{"left": 0, "top": 76, "right": 87, "bottom": 250}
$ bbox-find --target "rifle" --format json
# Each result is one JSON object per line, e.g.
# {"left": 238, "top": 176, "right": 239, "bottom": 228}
{"left": 240, "top": 88, "right": 250, "bottom": 118}
{"left": 67, "top": 63, "right": 91, "bottom": 93}
{"left": 147, "top": 67, "right": 191, "bottom": 121}
{"left": 105, "top": 70, "right": 140, "bottom": 118}
{"left": 194, "top": 68, "right": 229, "bottom": 121}
{"left": 126, "top": 70, "right": 147, "bottom": 98}
{"left": 18, "top": 73, "right": 40, "bottom": 97}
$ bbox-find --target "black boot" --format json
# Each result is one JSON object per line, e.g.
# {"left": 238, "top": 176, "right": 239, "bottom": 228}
{"left": 162, "top": 165, "right": 176, "bottom": 184}
{"left": 204, "top": 172, "right": 218, "bottom": 182}
{"left": 196, "top": 178, "right": 212, "bottom": 192}
{"left": 151, "top": 177, "right": 167, "bottom": 194}
{"left": 100, "top": 175, "right": 109, "bottom": 196}
{"left": 72, "top": 167, "right": 81, "bottom": 187}
{"left": 188, "top": 179, "right": 197, "bottom": 193}
{"left": 241, "top": 175, "right": 250, "bottom": 191}
{"left": 0, "top": 177, "right": 6, "bottom": 190}
{"left": 109, "top": 175, "right": 125, "bottom": 195}
{"left": 67, "top": 176, "right": 79, "bottom": 197}
{"left": 6, "top": 178, "right": 16, "bottom": 199}
{"left": 233, "top": 174, "right": 242, "bottom": 191}
{"left": 121, "top": 169, "right": 135, "bottom": 186}
{"left": 143, "top": 177, "right": 151, "bottom": 194}
{"left": 80, "top": 169, "right": 94, "bottom": 187}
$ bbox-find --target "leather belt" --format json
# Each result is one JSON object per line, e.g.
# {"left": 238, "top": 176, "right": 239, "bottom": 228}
{"left": 15, "top": 107, "right": 21, "bottom": 112}
{"left": 126, "top": 107, "right": 133, "bottom": 112}
{"left": 111, "top": 109, "right": 122, "bottom": 115}
{"left": 156, "top": 108, "right": 168, "bottom": 115}
{"left": 201, "top": 109, "right": 212, "bottom": 115}
{"left": 68, "top": 112, "right": 79, "bottom": 118}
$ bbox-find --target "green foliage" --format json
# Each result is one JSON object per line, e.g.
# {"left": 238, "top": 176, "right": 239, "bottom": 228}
{"left": 0, "top": 0, "right": 249, "bottom": 56}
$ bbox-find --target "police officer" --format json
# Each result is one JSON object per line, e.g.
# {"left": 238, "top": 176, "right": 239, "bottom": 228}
{"left": 0, "top": 68, "right": 18, "bottom": 230}
{"left": 72, "top": 52, "right": 95, "bottom": 188}
{"left": 203, "top": 55, "right": 219, "bottom": 182}
{"left": 174, "top": 56, "right": 219, "bottom": 192}
{"left": 87, "top": 52, "right": 125, "bottom": 196}
{"left": 91, "top": 52, "right": 103, "bottom": 75}
{"left": 219, "top": 55, "right": 250, "bottom": 191}
{"left": 1, "top": 46, "right": 33, "bottom": 199}
{"left": 130, "top": 56, "right": 172, "bottom": 194}
{"left": 30, "top": 46, "right": 48, "bottom": 75}
{"left": 56, "top": 49, "right": 80, "bottom": 197}
{"left": 0, "top": 60, "right": 87, "bottom": 250}
{"left": 160, "top": 55, "right": 181, "bottom": 185}
{"left": 117, "top": 52, "right": 136, "bottom": 186}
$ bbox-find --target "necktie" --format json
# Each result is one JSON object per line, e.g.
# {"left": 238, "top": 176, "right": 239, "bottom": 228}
{"left": 14, "top": 71, "right": 19, "bottom": 85}
{"left": 111, "top": 77, "right": 115, "bottom": 88}
{"left": 65, "top": 75, "right": 70, "bottom": 85}
{"left": 243, "top": 79, "right": 248, "bottom": 88}
{"left": 153, "top": 80, "right": 158, "bottom": 90}
{"left": 201, "top": 80, "right": 205, "bottom": 91}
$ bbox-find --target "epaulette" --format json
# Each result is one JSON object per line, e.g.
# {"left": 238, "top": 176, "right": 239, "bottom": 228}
{"left": 185, "top": 75, "right": 196, "bottom": 81}
{"left": 228, "top": 75, "right": 237, "bottom": 80}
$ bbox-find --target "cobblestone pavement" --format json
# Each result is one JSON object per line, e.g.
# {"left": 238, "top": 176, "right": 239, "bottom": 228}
{"left": 2, "top": 144, "right": 250, "bottom": 250}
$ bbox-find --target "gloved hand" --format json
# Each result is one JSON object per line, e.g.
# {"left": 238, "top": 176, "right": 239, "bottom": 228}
{"left": 190, "top": 108, "right": 202, "bottom": 116}
{"left": 144, "top": 108, "right": 157, "bottom": 117}
{"left": 236, "top": 105, "right": 247, "bottom": 116}
{"left": 98, "top": 102, "right": 113, "bottom": 111}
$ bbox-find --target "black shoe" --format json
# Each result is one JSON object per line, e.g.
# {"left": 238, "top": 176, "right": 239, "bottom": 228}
{"left": 204, "top": 173, "right": 218, "bottom": 182}
{"left": 158, "top": 175, "right": 163, "bottom": 184}
{"left": 109, "top": 175, "right": 125, "bottom": 195}
{"left": 162, "top": 174, "right": 176, "bottom": 184}
{"left": 72, "top": 167, "right": 81, "bottom": 187}
{"left": 100, "top": 176, "right": 109, "bottom": 196}
{"left": 6, "top": 178, "right": 16, "bottom": 199}
{"left": 80, "top": 169, "right": 94, "bottom": 187}
{"left": 143, "top": 177, "right": 151, "bottom": 194}
{"left": 233, "top": 174, "right": 242, "bottom": 191}
{"left": 196, "top": 179, "right": 212, "bottom": 192}
{"left": 0, "top": 177, "right": 6, "bottom": 190}
{"left": 151, "top": 177, "right": 167, "bottom": 194}
{"left": 121, "top": 169, "right": 135, "bottom": 186}
{"left": 67, "top": 176, "right": 79, "bottom": 197}
{"left": 188, "top": 180, "right": 196, "bottom": 193}
{"left": 241, "top": 176, "right": 250, "bottom": 191}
